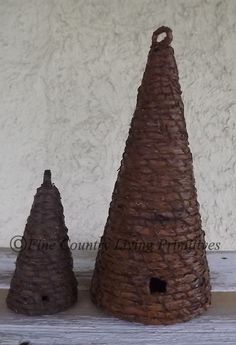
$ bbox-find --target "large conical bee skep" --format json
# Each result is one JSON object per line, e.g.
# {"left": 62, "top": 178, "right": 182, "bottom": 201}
{"left": 90, "top": 27, "right": 211, "bottom": 325}
{"left": 7, "top": 170, "right": 77, "bottom": 315}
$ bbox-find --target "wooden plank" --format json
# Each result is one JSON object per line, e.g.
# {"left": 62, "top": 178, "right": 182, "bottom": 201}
{"left": 0, "top": 290, "right": 236, "bottom": 345}
{"left": 0, "top": 249, "right": 235, "bottom": 291}
{"left": 0, "top": 250, "right": 236, "bottom": 344}
{"left": 207, "top": 252, "right": 236, "bottom": 291}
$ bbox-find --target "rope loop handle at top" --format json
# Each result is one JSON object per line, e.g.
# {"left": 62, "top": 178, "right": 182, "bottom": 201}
{"left": 152, "top": 26, "right": 173, "bottom": 47}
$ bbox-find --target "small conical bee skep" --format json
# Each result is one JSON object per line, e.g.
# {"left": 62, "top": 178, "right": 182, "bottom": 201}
{"left": 90, "top": 27, "right": 211, "bottom": 325}
{"left": 7, "top": 170, "right": 77, "bottom": 315}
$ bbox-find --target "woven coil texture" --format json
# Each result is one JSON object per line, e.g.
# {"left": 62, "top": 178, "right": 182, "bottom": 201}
{"left": 90, "top": 27, "right": 211, "bottom": 325}
{"left": 7, "top": 170, "right": 78, "bottom": 315}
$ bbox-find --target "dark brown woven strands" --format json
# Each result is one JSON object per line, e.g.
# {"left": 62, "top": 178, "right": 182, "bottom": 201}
{"left": 7, "top": 170, "right": 77, "bottom": 315}
{"left": 90, "top": 27, "right": 211, "bottom": 325}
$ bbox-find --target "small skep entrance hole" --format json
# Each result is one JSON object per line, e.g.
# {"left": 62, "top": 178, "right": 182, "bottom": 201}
{"left": 149, "top": 277, "right": 167, "bottom": 294}
{"left": 41, "top": 295, "right": 49, "bottom": 302}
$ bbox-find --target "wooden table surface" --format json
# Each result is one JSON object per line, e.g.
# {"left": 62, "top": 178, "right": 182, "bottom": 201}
{"left": 0, "top": 249, "right": 235, "bottom": 345}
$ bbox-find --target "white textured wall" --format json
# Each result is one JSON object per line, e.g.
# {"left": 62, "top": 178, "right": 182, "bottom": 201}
{"left": 0, "top": 0, "right": 235, "bottom": 250}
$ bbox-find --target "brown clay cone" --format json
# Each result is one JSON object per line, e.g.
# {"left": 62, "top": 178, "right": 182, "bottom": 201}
{"left": 7, "top": 170, "right": 77, "bottom": 315}
{"left": 90, "top": 27, "right": 211, "bottom": 325}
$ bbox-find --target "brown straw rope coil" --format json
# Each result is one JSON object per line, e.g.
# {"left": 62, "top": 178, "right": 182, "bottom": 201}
{"left": 7, "top": 170, "right": 78, "bottom": 315}
{"left": 90, "top": 27, "right": 211, "bottom": 325}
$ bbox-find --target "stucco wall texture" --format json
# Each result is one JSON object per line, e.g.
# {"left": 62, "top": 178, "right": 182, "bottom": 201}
{"left": 0, "top": 0, "right": 235, "bottom": 250}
